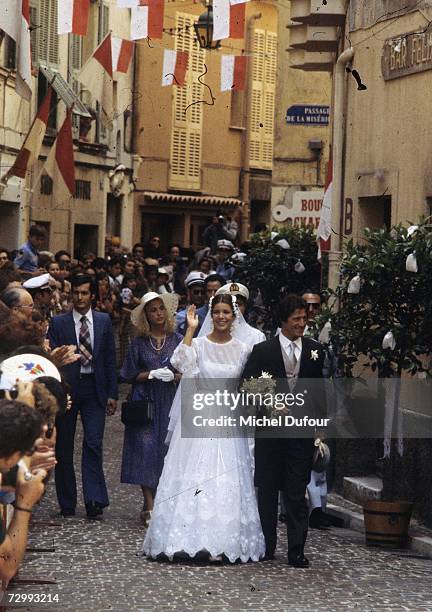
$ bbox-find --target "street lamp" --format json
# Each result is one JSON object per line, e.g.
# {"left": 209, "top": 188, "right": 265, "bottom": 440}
{"left": 194, "top": 6, "right": 221, "bottom": 50}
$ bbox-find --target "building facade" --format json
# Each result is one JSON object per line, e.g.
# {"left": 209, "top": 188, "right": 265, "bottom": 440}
{"left": 271, "top": 0, "right": 332, "bottom": 233}
{"left": 0, "top": 0, "right": 136, "bottom": 257}
{"left": 341, "top": 0, "right": 432, "bottom": 244}
{"left": 133, "top": 0, "right": 277, "bottom": 249}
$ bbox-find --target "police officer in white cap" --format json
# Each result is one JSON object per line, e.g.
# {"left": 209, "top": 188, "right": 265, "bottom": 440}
{"left": 175, "top": 271, "right": 208, "bottom": 336}
{"left": 23, "top": 273, "right": 56, "bottom": 320}
{"left": 215, "top": 240, "right": 235, "bottom": 282}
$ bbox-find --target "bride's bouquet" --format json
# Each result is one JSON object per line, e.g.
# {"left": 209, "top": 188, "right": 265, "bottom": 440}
{"left": 241, "top": 371, "right": 290, "bottom": 419}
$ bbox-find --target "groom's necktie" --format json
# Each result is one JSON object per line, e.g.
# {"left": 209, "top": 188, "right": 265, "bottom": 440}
{"left": 79, "top": 315, "right": 93, "bottom": 367}
{"left": 283, "top": 342, "right": 298, "bottom": 391}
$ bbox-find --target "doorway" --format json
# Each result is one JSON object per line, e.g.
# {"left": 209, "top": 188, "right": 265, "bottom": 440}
{"left": 74, "top": 224, "right": 98, "bottom": 259}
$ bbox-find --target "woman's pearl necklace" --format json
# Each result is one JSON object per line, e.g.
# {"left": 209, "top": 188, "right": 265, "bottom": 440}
{"left": 149, "top": 335, "right": 166, "bottom": 352}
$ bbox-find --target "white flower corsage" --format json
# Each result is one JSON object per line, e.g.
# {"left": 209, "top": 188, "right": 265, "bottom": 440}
{"left": 310, "top": 349, "right": 319, "bottom": 361}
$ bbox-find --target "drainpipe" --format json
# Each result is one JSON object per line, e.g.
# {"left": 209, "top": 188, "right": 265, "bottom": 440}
{"left": 240, "top": 12, "right": 261, "bottom": 243}
{"left": 328, "top": 46, "right": 354, "bottom": 291}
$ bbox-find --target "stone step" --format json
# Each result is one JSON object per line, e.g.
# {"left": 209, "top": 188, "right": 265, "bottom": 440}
{"left": 343, "top": 475, "right": 383, "bottom": 506}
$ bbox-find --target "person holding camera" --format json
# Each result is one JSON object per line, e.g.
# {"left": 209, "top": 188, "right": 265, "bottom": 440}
{"left": 0, "top": 400, "right": 48, "bottom": 587}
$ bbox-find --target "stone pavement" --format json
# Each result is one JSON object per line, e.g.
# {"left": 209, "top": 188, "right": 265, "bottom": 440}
{"left": 4, "top": 387, "right": 432, "bottom": 611}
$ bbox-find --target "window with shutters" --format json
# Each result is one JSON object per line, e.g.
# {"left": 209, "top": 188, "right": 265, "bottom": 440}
{"left": 32, "top": 0, "right": 59, "bottom": 68}
{"left": 96, "top": 2, "right": 110, "bottom": 144}
{"left": 249, "top": 29, "right": 276, "bottom": 170}
{"left": 69, "top": 34, "right": 83, "bottom": 138}
{"left": 98, "top": 2, "right": 110, "bottom": 44}
{"left": 169, "top": 13, "right": 205, "bottom": 191}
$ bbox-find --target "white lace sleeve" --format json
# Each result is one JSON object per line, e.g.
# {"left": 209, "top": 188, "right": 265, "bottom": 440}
{"left": 170, "top": 341, "right": 200, "bottom": 376}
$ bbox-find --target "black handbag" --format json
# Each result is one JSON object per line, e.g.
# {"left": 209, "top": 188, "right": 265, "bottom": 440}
{"left": 121, "top": 395, "right": 153, "bottom": 427}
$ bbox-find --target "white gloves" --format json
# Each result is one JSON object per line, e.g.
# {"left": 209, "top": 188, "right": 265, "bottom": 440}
{"left": 148, "top": 367, "right": 175, "bottom": 382}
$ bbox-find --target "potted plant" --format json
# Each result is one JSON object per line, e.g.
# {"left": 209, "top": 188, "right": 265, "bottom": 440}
{"left": 316, "top": 220, "right": 432, "bottom": 546}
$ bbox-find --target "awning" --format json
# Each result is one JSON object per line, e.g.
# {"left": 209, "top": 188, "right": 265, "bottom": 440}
{"left": 39, "top": 66, "right": 92, "bottom": 118}
{"left": 142, "top": 191, "right": 244, "bottom": 208}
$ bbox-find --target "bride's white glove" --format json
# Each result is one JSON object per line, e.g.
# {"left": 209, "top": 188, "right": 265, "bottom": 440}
{"left": 149, "top": 367, "right": 175, "bottom": 382}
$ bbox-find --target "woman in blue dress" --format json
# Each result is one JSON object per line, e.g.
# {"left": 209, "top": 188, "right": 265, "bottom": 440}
{"left": 120, "top": 292, "right": 182, "bottom": 525}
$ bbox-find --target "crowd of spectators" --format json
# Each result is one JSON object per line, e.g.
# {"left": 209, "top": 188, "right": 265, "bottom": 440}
{"left": 0, "top": 214, "right": 268, "bottom": 586}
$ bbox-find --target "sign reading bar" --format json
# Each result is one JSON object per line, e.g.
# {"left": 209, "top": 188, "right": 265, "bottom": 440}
{"left": 382, "top": 32, "right": 432, "bottom": 80}
{"left": 286, "top": 105, "right": 330, "bottom": 126}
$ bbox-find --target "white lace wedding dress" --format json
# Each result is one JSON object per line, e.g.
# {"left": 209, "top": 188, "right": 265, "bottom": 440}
{"left": 142, "top": 335, "right": 265, "bottom": 563}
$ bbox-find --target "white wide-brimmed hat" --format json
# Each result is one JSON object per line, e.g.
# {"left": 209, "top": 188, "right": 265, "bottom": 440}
{"left": 0, "top": 353, "right": 61, "bottom": 390}
{"left": 130, "top": 292, "right": 178, "bottom": 328}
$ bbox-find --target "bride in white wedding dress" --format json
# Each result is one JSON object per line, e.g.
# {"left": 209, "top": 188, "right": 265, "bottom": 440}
{"left": 143, "top": 294, "right": 265, "bottom": 563}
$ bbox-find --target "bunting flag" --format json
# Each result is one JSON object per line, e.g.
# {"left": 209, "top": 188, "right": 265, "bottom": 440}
{"left": 162, "top": 50, "right": 188, "bottom": 87}
{"left": 4, "top": 88, "right": 53, "bottom": 181}
{"left": 131, "top": 0, "right": 164, "bottom": 40}
{"left": 77, "top": 32, "right": 113, "bottom": 124}
{"left": 111, "top": 37, "right": 134, "bottom": 73}
{"left": 0, "top": 0, "right": 32, "bottom": 99}
{"left": 317, "top": 158, "right": 333, "bottom": 261}
{"left": 213, "top": 0, "right": 248, "bottom": 42}
{"left": 57, "top": 0, "right": 90, "bottom": 36}
{"left": 117, "top": 0, "right": 138, "bottom": 6}
{"left": 44, "top": 109, "right": 75, "bottom": 199}
{"left": 220, "top": 55, "right": 247, "bottom": 91}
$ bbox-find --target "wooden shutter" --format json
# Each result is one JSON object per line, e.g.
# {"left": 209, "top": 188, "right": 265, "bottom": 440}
{"left": 169, "top": 12, "right": 205, "bottom": 191}
{"left": 262, "top": 31, "right": 277, "bottom": 168}
{"left": 249, "top": 29, "right": 265, "bottom": 168}
{"left": 249, "top": 29, "right": 276, "bottom": 170}
{"left": 37, "top": 0, "right": 59, "bottom": 67}
{"left": 30, "top": 5, "right": 37, "bottom": 66}
{"left": 99, "top": 2, "right": 110, "bottom": 44}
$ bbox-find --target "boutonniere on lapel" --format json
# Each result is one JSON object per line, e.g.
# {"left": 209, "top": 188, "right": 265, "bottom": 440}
{"left": 310, "top": 349, "right": 319, "bottom": 361}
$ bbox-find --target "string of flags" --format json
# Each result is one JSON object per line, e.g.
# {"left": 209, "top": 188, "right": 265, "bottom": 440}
{"left": 162, "top": 50, "right": 188, "bottom": 87}
{"left": 57, "top": 0, "right": 90, "bottom": 36}
{"left": 213, "top": 0, "right": 248, "bottom": 41}
{"left": 1, "top": 0, "right": 252, "bottom": 187}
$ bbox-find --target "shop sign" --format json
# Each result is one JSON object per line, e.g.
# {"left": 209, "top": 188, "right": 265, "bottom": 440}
{"left": 382, "top": 31, "right": 432, "bottom": 80}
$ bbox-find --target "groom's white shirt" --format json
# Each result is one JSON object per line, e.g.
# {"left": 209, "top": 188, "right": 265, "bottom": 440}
{"left": 279, "top": 332, "right": 302, "bottom": 362}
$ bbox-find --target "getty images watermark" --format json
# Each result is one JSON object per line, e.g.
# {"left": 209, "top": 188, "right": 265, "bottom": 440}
{"left": 191, "top": 388, "right": 330, "bottom": 430}
{"left": 180, "top": 375, "right": 432, "bottom": 439}
{"left": 180, "top": 375, "right": 331, "bottom": 438}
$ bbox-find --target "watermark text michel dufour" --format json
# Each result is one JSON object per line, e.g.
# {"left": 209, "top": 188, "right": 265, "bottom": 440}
{"left": 192, "top": 389, "right": 306, "bottom": 411}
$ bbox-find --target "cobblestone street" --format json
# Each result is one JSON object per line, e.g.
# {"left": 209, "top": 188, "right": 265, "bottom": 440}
{"left": 4, "top": 388, "right": 432, "bottom": 611}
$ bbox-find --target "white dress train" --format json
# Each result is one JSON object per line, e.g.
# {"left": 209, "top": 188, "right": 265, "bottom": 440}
{"left": 143, "top": 336, "right": 265, "bottom": 563}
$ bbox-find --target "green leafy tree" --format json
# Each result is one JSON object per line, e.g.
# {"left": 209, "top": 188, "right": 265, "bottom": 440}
{"left": 236, "top": 227, "right": 322, "bottom": 333}
{"left": 316, "top": 221, "right": 432, "bottom": 379}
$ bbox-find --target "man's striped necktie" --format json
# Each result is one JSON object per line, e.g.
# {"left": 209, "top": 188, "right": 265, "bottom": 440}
{"left": 79, "top": 315, "right": 93, "bottom": 367}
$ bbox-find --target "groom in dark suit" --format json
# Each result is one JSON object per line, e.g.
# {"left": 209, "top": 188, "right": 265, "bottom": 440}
{"left": 48, "top": 274, "right": 118, "bottom": 519}
{"left": 242, "top": 294, "right": 325, "bottom": 567}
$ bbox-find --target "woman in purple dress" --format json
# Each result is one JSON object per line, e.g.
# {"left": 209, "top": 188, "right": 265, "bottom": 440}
{"left": 120, "top": 292, "right": 182, "bottom": 525}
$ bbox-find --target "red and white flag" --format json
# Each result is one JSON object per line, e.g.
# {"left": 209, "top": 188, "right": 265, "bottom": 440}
{"left": 111, "top": 37, "right": 134, "bottom": 73}
{"left": 44, "top": 109, "right": 75, "bottom": 200}
{"left": 78, "top": 33, "right": 113, "bottom": 124}
{"left": 162, "top": 50, "right": 188, "bottom": 87}
{"left": 213, "top": 0, "right": 248, "bottom": 42}
{"left": 220, "top": 55, "right": 247, "bottom": 91}
{"left": 0, "top": 0, "right": 32, "bottom": 100}
{"left": 131, "top": 0, "right": 164, "bottom": 40}
{"left": 57, "top": 0, "right": 90, "bottom": 36}
{"left": 5, "top": 88, "right": 52, "bottom": 181}
{"left": 317, "top": 159, "right": 333, "bottom": 260}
